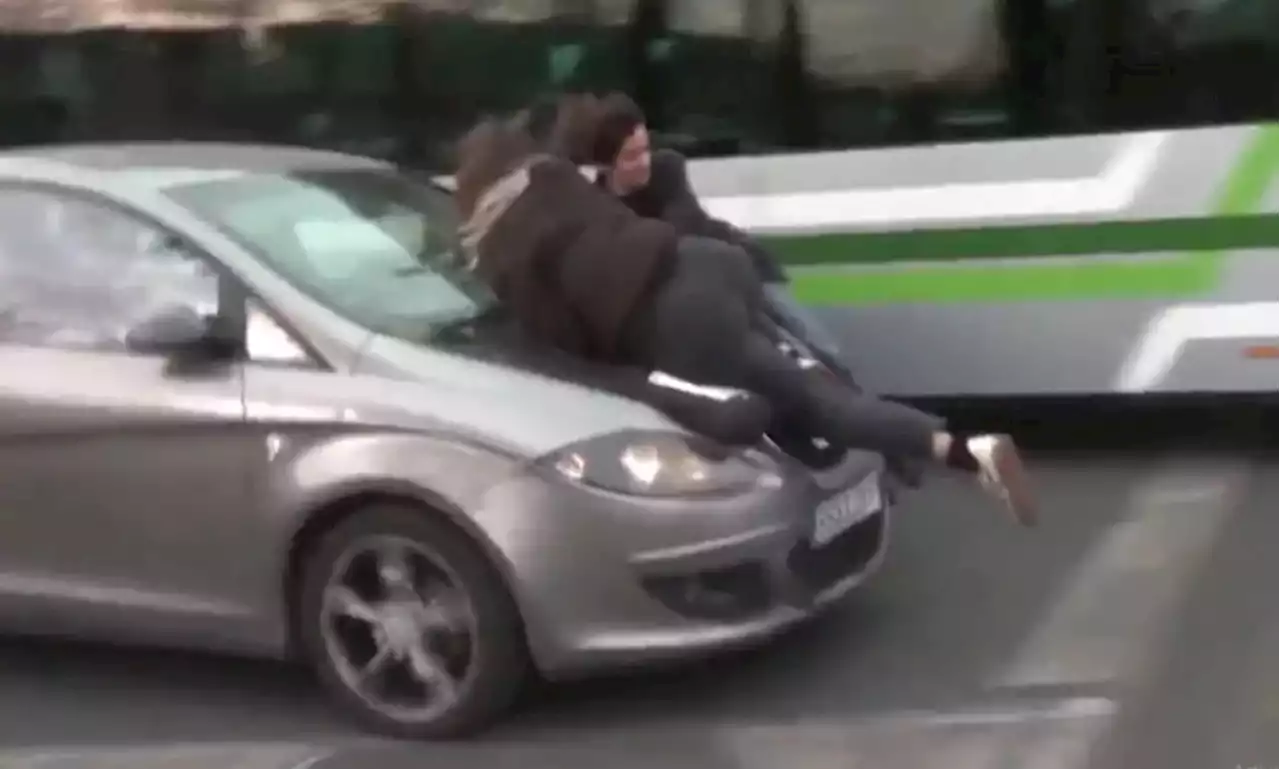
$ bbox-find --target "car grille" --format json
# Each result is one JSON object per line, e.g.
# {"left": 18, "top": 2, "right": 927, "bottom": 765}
{"left": 786, "top": 513, "right": 886, "bottom": 592}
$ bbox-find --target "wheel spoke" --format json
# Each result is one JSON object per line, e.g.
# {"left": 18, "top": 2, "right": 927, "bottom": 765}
{"left": 406, "top": 643, "right": 459, "bottom": 704}
{"left": 357, "top": 643, "right": 395, "bottom": 683}
{"left": 324, "top": 585, "right": 379, "bottom": 624}
{"left": 417, "top": 582, "right": 472, "bottom": 633}
{"left": 376, "top": 543, "right": 417, "bottom": 599}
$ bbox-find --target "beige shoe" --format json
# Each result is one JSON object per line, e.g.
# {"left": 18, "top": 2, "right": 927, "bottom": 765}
{"left": 967, "top": 434, "right": 1038, "bottom": 526}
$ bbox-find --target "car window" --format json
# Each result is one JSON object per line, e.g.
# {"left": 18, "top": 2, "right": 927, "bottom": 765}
{"left": 0, "top": 186, "right": 221, "bottom": 353}
{"left": 164, "top": 169, "right": 494, "bottom": 343}
{"left": 245, "top": 300, "right": 312, "bottom": 365}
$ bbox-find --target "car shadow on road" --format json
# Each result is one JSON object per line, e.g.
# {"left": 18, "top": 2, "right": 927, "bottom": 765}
{"left": 0, "top": 592, "right": 921, "bottom": 748}
{"left": 0, "top": 635, "right": 339, "bottom": 747}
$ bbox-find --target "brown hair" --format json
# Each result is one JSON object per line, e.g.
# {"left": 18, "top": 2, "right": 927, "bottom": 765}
{"left": 494, "top": 91, "right": 645, "bottom": 167}
{"left": 452, "top": 115, "right": 539, "bottom": 219}
{"left": 545, "top": 92, "right": 605, "bottom": 164}
{"left": 587, "top": 92, "right": 645, "bottom": 166}
{"left": 452, "top": 91, "right": 643, "bottom": 216}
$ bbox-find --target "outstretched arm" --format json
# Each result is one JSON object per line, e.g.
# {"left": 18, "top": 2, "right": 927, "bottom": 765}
{"left": 650, "top": 150, "right": 788, "bottom": 284}
{"left": 647, "top": 151, "right": 857, "bottom": 379}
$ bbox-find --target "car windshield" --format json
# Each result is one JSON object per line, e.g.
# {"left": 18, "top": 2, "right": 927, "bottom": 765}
{"left": 163, "top": 168, "right": 494, "bottom": 340}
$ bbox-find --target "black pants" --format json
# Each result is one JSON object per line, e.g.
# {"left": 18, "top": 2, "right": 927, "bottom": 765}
{"left": 625, "top": 236, "right": 944, "bottom": 459}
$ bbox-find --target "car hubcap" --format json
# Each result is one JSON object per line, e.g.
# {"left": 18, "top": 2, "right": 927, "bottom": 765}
{"left": 319, "top": 536, "right": 477, "bottom": 724}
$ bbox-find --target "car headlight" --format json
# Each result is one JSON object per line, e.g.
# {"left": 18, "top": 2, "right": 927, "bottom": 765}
{"left": 541, "top": 430, "right": 779, "bottom": 497}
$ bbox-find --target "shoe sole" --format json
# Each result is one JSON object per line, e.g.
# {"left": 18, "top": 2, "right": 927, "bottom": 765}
{"left": 990, "top": 436, "right": 1038, "bottom": 527}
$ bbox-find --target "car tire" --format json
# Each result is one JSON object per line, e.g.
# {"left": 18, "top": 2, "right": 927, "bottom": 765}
{"left": 296, "top": 502, "right": 529, "bottom": 740}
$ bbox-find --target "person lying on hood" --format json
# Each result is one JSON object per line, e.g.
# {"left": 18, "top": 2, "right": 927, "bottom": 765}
{"left": 452, "top": 106, "right": 1038, "bottom": 526}
{"left": 577, "top": 91, "right": 854, "bottom": 382}
{"left": 528, "top": 91, "right": 934, "bottom": 484}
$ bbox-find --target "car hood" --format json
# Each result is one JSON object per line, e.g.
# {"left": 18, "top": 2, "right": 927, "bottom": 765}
{"left": 347, "top": 333, "right": 680, "bottom": 457}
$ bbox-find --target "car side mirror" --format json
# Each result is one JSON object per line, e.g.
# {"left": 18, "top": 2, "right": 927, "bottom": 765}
{"left": 124, "top": 305, "right": 238, "bottom": 361}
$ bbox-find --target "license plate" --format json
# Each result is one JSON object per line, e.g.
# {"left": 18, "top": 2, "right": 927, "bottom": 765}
{"left": 811, "top": 473, "right": 882, "bottom": 547}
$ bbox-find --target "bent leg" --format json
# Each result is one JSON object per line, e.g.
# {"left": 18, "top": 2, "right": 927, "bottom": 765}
{"left": 739, "top": 331, "right": 941, "bottom": 458}
{"left": 739, "top": 333, "right": 1037, "bottom": 523}
{"left": 634, "top": 243, "right": 1037, "bottom": 524}
{"left": 641, "top": 237, "right": 942, "bottom": 459}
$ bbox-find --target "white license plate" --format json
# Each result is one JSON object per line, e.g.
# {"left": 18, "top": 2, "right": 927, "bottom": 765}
{"left": 811, "top": 473, "right": 882, "bottom": 547}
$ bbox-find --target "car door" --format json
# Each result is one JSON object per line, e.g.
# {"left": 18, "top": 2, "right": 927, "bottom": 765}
{"left": 0, "top": 183, "right": 257, "bottom": 638}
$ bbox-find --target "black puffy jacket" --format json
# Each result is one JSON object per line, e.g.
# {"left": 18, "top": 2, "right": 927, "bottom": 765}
{"left": 608, "top": 149, "right": 787, "bottom": 284}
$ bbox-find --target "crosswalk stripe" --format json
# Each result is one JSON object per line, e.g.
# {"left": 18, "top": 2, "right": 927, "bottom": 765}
{"left": 994, "top": 456, "right": 1246, "bottom": 690}
{"left": 713, "top": 697, "right": 1117, "bottom": 769}
{"left": 0, "top": 742, "right": 332, "bottom": 769}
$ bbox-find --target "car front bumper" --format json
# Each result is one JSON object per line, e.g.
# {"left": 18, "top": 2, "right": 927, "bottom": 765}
{"left": 470, "top": 448, "right": 893, "bottom": 677}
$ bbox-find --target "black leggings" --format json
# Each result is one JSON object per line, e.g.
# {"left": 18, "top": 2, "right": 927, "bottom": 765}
{"left": 626, "top": 236, "right": 943, "bottom": 459}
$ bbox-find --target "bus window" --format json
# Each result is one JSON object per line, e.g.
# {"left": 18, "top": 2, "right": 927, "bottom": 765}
{"left": 611, "top": 0, "right": 1008, "bottom": 156}
{"left": 359, "top": 3, "right": 634, "bottom": 165}
{"left": 0, "top": 0, "right": 1271, "bottom": 162}
{"left": 626, "top": 0, "right": 782, "bottom": 156}
{"left": 774, "top": 0, "right": 1278, "bottom": 153}
{"left": 622, "top": 0, "right": 1276, "bottom": 156}
{"left": 1077, "top": 0, "right": 1278, "bottom": 130}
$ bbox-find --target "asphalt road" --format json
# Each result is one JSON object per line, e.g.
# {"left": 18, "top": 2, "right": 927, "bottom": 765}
{"left": 0, "top": 401, "right": 1274, "bottom": 769}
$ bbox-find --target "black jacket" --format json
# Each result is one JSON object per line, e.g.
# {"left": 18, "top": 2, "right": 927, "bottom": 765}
{"left": 471, "top": 158, "right": 679, "bottom": 363}
{"left": 610, "top": 149, "right": 787, "bottom": 284}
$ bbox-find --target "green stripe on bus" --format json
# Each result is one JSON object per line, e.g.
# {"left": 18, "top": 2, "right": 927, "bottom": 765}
{"left": 788, "top": 256, "right": 1220, "bottom": 305}
{"left": 784, "top": 124, "right": 1278, "bottom": 304}
{"left": 1213, "top": 123, "right": 1279, "bottom": 214}
{"left": 762, "top": 213, "right": 1276, "bottom": 267}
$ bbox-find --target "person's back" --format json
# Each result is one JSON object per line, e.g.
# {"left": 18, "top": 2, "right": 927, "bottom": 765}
{"left": 455, "top": 116, "right": 679, "bottom": 364}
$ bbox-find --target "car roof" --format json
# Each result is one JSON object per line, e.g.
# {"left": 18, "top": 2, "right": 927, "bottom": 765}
{"left": 0, "top": 141, "right": 392, "bottom": 190}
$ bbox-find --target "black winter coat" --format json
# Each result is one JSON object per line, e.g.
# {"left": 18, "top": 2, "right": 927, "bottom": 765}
{"left": 610, "top": 149, "right": 787, "bottom": 284}
{"left": 470, "top": 157, "right": 680, "bottom": 362}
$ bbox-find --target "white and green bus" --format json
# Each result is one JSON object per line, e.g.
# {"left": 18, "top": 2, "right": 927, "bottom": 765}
{"left": 1, "top": 0, "right": 1274, "bottom": 397}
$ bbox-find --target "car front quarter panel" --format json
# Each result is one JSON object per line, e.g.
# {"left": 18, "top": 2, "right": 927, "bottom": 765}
{"left": 467, "top": 459, "right": 819, "bottom": 671}
{"left": 247, "top": 430, "right": 530, "bottom": 639}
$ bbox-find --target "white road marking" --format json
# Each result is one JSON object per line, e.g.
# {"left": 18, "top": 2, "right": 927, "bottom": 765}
{"left": 713, "top": 697, "right": 1118, "bottom": 769}
{"left": 995, "top": 457, "right": 1245, "bottom": 690}
{"left": 287, "top": 751, "right": 337, "bottom": 769}
{"left": 1114, "top": 301, "right": 1280, "bottom": 392}
{"left": 0, "top": 741, "right": 335, "bottom": 769}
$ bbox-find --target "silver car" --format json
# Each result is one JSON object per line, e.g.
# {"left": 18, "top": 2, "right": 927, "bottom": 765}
{"left": 0, "top": 143, "right": 891, "bottom": 739}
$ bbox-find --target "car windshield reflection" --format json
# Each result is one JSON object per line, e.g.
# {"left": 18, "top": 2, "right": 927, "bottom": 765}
{"left": 164, "top": 168, "right": 494, "bottom": 342}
